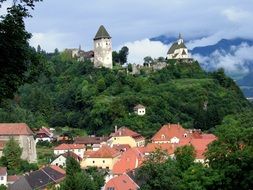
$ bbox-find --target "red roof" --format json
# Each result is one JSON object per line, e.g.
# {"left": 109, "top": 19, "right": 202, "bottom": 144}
{"left": 87, "top": 145, "right": 120, "bottom": 158}
{"left": 113, "top": 148, "right": 144, "bottom": 175}
{"left": 37, "top": 127, "right": 52, "bottom": 137}
{"left": 105, "top": 174, "right": 139, "bottom": 190}
{"left": 61, "top": 151, "right": 82, "bottom": 161}
{"left": 0, "top": 167, "right": 7, "bottom": 176}
{"left": 7, "top": 175, "right": 21, "bottom": 183}
{"left": 151, "top": 124, "right": 187, "bottom": 142}
{"left": 111, "top": 127, "right": 145, "bottom": 140}
{"left": 177, "top": 137, "right": 216, "bottom": 159}
{"left": 50, "top": 165, "right": 66, "bottom": 175}
{"left": 144, "top": 143, "right": 175, "bottom": 155}
{"left": 113, "top": 144, "right": 131, "bottom": 152}
{"left": 0, "top": 123, "right": 33, "bottom": 135}
{"left": 54, "top": 143, "right": 85, "bottom": 150}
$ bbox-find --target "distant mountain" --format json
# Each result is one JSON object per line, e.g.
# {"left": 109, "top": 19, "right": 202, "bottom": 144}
{"left": 150, "top": 35, "right": 177, "bottom": 44}
{"left": 191, "top": 38, "right": 253, "bottom": 56}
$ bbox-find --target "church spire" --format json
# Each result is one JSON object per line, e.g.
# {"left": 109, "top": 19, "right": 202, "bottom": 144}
{"left": 178, "top": 33, "right": 183, "bottom": 44}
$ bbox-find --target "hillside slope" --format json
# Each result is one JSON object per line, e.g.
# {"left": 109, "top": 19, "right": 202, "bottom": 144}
{"left": 0, "top": 56, "right": 251, "bottom": 137}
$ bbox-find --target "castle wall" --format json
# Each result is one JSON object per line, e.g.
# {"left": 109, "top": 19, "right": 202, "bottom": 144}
{"left": 0, "top": 135, "right": 37, "bottom": 163}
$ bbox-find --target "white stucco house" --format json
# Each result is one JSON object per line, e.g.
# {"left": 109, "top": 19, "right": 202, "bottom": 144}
{"left": 51, "top": 152, "right": 82, "bottom": 168}
{"left": 134, "top": 104, "right": 146, "bottom": 116}
{"left": 54, "top": 143, "right": 85, "bottom": 158}
{"left": 0, "top": 167, "right": 7, "bottom": 186}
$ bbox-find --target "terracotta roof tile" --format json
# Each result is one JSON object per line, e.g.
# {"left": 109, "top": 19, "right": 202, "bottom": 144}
{"left": 151, "top": 124, "right": 187, "bottom": 142}
{"left": 111, "top": 127, "right": 145, "bottom": 140}
{"left": 113, "top": 148, "right": 144, "bottom": 175}
{"left": 105, "top": 174, "right": 139, "bottom": 190}
{"left": 74, "top": 136, "right": 109, "bottom": 145}
{"left": 0, "top": 123, "right": 33, "bottom": 135}
{"left": 49, "top": 165, "right": 66, "bottom": 175}
{"left": 54, "top": 143, "right": 85, "bottom": 150}
{"left": 144, "top": 143, "right": 175, "bottom": 155}
{"left": 87, "top": 145, "right": 120, "bottom": 158}
{"left": 7, "top": 175, "right": 21, "bottom": 183}
{"left": 0, "top": 167, "right": 7, "bottom": 176}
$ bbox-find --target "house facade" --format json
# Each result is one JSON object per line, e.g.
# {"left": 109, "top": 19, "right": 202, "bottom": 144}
{"left": 51, "top": 152, "right": 81, "bottom": 168}
{"left": 134, "top": 104, "right": 146, "bottom": 116}
{"left": 54, "top": 143, "right": 85, "bottom": 158}
{"left": 108, "top": 127, "right": 145, "bottom": 148}
{"left": 93, "top": 25, "right": 113, "bottom": 69}
{"left": 0, "top": 167, "right": 7, "bottom": 187}
{"left": 0, "top": 123, "right": 37, "bottom": 163}
{"left": 35, "top": 127, "right": 54, "bottom": 143}
{"left": 81, "top": 145, "right": 120, "bottom": 170}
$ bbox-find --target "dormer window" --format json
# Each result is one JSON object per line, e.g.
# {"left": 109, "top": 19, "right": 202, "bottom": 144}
{"left": 184, "top": 133, "right": 187, "bottom": 137}
{"left": 161, "top": 134, "right": 165, "bottom": 139}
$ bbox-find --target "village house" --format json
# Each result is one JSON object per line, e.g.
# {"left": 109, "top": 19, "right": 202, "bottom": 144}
{"left": 104, "top": 173, "right": 139, "bottom": 190}
{"left": 74, "top": 136, "right": 109, "bottom": 151}
{"left": 35, "top": 126, "right": 54, "bottom": 143}
{"left": 144, "top": 143, "right": 175, "bottom": 157}
{"left": 151, "top": 123, "right": 188, "bottom": 144}
{"left": 51, "top": 151, "right": 82, "bottom": 168}
{"left": 81, "top": 145, "right": 121, "bottom": 170}
{"left": 9, "top": 165, "right": 65, "bottom": 190}
{"left": 112, "top": 147, "right": 145, "bottom": 176}
{"left": 167, "top": 33, "right": 190, "bottom": 59}
{"left": 0, "top": 123, "right": 37, "bottom": 163}
{"left": 134, "top": 104, "right": 146, "bottom": 116}
{"left": 54, "top": 143, "right": 85, "bottom": 158}
{"left": 108, "top": 126, "right": 145, "bottom": 148}
{"left": 0, "top": 167, "right": 7, "bottom": 187}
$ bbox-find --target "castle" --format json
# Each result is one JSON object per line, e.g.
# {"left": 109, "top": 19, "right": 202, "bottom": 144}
{"left": 93, "top": 25, "right": 113, "bottom": 69}
{"left": 65, "top": 25, "right": 113, "bottom": 69}
{"left": 167, "top": 33, "right": 190, "bottom": 59}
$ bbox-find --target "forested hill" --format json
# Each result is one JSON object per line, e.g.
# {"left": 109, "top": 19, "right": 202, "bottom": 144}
{"left": 0, "top": 54, "right": 251, "bottom": 137}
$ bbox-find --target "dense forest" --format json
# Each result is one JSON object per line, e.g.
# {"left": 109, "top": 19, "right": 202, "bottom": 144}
{"left": 0, "top": 50, "right": 251, "bottom": 136}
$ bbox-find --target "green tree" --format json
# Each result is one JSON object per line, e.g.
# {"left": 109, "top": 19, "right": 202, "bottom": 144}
{"left": 138, "top": 149, "right": 180, "bottom": 190}
{"left": 60, "top": 157, "right": 96, "bottom": 190}
{"left": 175, "top": 145, "right": 196, "bottom": 171}
{"left": 2, "top": 137, "right": 22, "bottom": 172}
{"left": 0, "top": 184, "right": 7, "bottom": 190}
{"left": 206, "top": 116, "right": 253, "bottom": 190}
{"left": 118, "top": 46, "right": 129, "bottom": 64}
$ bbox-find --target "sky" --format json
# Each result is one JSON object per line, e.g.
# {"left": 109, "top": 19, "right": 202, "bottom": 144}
{"left": 1, "top": 0, "right": 253, "bottom": 65}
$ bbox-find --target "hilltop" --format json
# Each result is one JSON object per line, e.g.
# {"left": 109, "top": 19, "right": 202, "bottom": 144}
{"left": 0, "top": 54, "right": 251, "bottom": 137}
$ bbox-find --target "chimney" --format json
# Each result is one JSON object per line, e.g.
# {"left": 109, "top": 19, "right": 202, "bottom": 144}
{"left": 115, "top": 125, "right": 118, "bottom": 133}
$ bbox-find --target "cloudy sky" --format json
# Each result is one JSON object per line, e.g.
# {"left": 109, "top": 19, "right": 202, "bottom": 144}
{"left": 2, "top": 0, "right": 253, "bottom": 64}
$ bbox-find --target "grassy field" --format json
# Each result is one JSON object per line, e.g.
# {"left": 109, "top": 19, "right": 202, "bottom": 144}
{"left": 37, "top": 146, "right": 54, "bottom": 167}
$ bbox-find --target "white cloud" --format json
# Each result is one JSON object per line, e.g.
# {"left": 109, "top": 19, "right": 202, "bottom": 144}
{"left": 222, "top": 8, "right": 251, "bottom": 22}
{"left": 29, "top": 31, "right": 75, "bottom": 52}
{"left": 122, "top": 39, "right": 169, "bottom": 64}
{"left": 192, "top": 43, "right": 253, "bottom": 77}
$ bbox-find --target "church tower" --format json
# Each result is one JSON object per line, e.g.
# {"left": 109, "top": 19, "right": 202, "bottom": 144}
{"left": 93, "top": 25, "right": 113, "bottom": 69}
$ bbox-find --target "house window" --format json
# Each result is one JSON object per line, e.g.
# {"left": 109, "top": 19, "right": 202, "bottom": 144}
{"left": 103, "top": 160, "right": 105, "bottom": 163}
{"left": 78, "top": 149, "right": 81, "bottom": 152}
{"left": 1, "top": 177, "right": 3, "bottom": 180}
{"left": 93, "top": 161, "right": 95, "bottom": 163}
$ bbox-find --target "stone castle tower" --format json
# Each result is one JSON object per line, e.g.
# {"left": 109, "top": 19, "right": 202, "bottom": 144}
{"left": 93, "top": 25, "right": 113, "bottom": 69}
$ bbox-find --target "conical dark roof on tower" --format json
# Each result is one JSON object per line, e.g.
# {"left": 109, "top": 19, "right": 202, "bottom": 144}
{"left": 94, "top": 25, "right": 111, "bottom": 40}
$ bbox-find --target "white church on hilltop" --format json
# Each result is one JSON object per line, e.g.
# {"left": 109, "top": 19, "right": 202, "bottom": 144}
{"left": 167, "top": 34, "right": 190, "bottom": 60}
{"left": 93, "top": 25, "right": 113, "bottom": 69}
